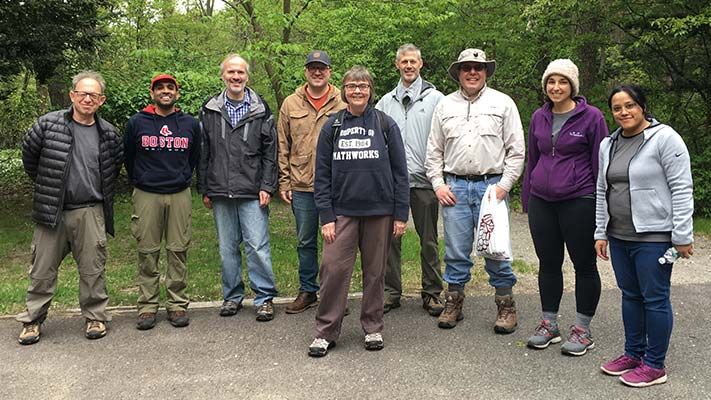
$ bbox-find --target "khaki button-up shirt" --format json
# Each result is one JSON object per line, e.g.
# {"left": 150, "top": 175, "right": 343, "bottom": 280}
{"left": 425, "top": 86, "right": 525, "bottom": 192}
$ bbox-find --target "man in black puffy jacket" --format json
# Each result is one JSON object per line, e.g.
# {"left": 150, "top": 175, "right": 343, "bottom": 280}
{"left": 197, "top": 54, "right": 279, "bottom": 322}
{"left": 17, "top": 71, "right": 123, "bottom": 345}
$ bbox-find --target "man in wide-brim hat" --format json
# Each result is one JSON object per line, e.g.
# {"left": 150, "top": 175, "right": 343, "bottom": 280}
{"left": 447, "top": 48, "right": 497, "bottom": 81}
{"left": 425, "top": 48, "right": 525, "bottom": 334}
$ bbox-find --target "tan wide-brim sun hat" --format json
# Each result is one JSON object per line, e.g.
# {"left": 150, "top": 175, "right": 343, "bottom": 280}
{"left": 447, "top": 48, "right": 496, "bottom": 82}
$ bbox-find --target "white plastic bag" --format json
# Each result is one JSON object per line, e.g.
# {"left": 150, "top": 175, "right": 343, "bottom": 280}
{"left": 475, "top": 184, "right": 512, "bottom": 261}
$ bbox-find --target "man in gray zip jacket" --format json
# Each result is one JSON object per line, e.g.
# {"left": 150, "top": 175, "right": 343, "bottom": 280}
{"left": 197, "top": 54, "right": 279, "bottom": 322}
{"left": 375, "top": 44, "right": 445, "bottom": 316}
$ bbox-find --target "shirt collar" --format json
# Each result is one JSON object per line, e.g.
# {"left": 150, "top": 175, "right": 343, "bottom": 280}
{"left": 224, "top": 88, "right": 251, "bottom": 108}
{"left": 458, "top": 84, "right": 487, "bottom": 102}
{"left": 396, "top": 76, "right": 422, "bottom": 102}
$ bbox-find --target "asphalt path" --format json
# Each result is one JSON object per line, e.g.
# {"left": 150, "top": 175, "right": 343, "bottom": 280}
{"left": 1, "top": 282, "right": 709, "bottom": 400}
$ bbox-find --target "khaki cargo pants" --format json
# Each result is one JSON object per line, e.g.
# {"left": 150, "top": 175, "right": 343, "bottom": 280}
{"left": 131, "top": 188, "right": 191, "bottom": 314}
{"left": 16, "top": 204, "right": 111, "bottom": 323}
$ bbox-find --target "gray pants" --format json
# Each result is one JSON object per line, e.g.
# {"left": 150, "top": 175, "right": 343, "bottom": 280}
{"left": 16, "top": 204, "right": 111, "bottom": 323}
{"left": 385, "top": 188, "right": 443, "bottom": 302}
{"left": 131, "top": 188, "right": 191, "bottom": 314}
{"left": 315, "top": 215, "right": 392, "bottom": 342}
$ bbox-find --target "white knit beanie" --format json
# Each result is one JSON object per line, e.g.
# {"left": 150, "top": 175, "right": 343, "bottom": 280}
{"left": 541, "top": 59, "right": 579, "bottom": 98}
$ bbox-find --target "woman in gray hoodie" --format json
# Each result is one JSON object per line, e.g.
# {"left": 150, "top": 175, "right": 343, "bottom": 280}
{"left": 595, "top": 84, "right": 693, "bottom": 388}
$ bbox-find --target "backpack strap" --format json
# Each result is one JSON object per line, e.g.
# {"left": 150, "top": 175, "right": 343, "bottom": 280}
{"left": 332, "top": 108, "right": 390, "bottom": 147}
{"left": 374, "top": 108, "right": 390, "bottom": 147}
{"left": 331, "top": 109, "right": 346, "bottom": 144}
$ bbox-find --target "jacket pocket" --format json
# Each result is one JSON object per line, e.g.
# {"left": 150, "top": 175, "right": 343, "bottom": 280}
{"left": 288, "top": 111, "right": 311, "bottom": 143}
{"left": 475, "top": 111, "right": 504, "bottom": 138}
{"left": 440, "top": 115, "right": 463, "bottom": 137}
{"left": 290, "top": 154, "right": 313, "bottom": 187}
{"left": 333, "top": 169, "right": 394, "bottom": 207}
{"left": 631, "top": 188, "right": 669, "bottom": 221}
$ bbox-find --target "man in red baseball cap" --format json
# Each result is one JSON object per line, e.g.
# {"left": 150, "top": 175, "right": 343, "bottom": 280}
{"left": 124, "top": 73, "right": 201, "bottom": 331}
{"left": 150, "top": 73, "right": 179, "bottom": 90}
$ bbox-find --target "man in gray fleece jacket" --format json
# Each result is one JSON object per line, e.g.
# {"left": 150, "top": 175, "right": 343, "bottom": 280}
{"left": 375, "top": 44, "right": 445, "bottom": 317}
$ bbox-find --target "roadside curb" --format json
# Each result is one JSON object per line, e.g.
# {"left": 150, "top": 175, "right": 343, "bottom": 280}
{"left": 1, "top": 292, "right": 428, "bottom": 320}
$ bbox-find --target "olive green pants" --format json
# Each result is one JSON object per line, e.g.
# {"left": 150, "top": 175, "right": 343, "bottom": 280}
{"left": 131, "top": 188, "right": 191, "bottom": 314}
{"left": 16, "top": 204, "right": 110, "bottom": 323}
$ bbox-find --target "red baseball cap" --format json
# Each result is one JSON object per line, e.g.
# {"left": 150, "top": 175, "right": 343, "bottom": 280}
{"left": 150, "top": 73, "right": 179, "bottom": 90}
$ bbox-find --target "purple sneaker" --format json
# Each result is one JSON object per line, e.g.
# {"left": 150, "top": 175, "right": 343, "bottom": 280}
{"left": 600, "top": 354, "right": 642, "bottom": 376}
{"left": 620, "top": 363, "right": 667, "bottom": 387}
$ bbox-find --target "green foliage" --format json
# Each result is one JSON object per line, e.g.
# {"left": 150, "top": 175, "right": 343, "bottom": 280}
{"left": 0, "top": 73, "right": 39, "bottom": 148}
{"left": 0, "top": 0, "right": 107, "bottom": 84}
{"left": 0, "top": 149, "right": 31, "bottom": 195}
{"left": 1, "top": 0, "right": 711, "bottom": 214}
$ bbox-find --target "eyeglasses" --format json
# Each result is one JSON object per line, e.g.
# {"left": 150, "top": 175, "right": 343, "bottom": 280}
{"left": 72, "top": 91, "right": 104, "bottom": 102}
{"left": 344, "top": 83, "right": 370, "bottom": 91}
{"left": 611, "top": 102, "right": 640, "bottom": 114}
{"left": 306, "top": 64, "right": 329, "bottom": 72}
{"left": 460, "top": 63, "right": 486, "bottom": 73}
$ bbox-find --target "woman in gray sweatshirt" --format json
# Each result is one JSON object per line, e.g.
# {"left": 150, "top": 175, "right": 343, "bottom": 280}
{"left": 595, "top": 84, "right": 693, "bottom": 388}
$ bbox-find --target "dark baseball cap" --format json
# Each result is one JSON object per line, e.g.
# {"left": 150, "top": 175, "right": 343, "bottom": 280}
{"left": 150, "top": 73, "right": 179, "bottom": 90}
{"left": 304, "top": 50, "right": 331, "bottom": 67}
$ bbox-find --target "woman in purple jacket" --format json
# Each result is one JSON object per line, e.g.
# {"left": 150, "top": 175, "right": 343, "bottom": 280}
{"left": 521, "top": 59, "right": 609, "bottom": 356}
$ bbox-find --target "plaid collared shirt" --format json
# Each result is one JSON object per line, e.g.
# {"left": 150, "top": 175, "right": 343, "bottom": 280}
{"left": 224, "top": 89, "right": 252, "bottom": 127}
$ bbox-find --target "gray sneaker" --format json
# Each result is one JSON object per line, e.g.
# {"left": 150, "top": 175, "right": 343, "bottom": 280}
{"left": 527, "top": 319, "right": 562, "bottom": 349}
{"left": 561, "top": 325, "right": 595, "bottom": 356}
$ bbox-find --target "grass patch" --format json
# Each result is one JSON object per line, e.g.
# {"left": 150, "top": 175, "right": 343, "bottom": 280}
{"left": 694, "top": 217, "right": 711, "bottom": 237}
{"left": 0, "top": 193, "right": 437, "bottom": 314}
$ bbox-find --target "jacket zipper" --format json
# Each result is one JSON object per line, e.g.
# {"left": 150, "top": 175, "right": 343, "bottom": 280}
{"left": 625, "top": 134, "right": 650, "bottom": 233}
{"left": 56, "top": 122, "right": 75, "bottom": 226}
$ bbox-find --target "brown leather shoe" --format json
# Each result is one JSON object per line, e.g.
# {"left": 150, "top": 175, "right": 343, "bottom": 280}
{"left": 438, "top": 291, "right": 464, "bottom": 329}
{"left": 383, "top": 300, "right": 401, "bottom": 314}
{"left": 286, "top": 292, "right": 317, "bottom": 314}
{"left": 167, "top": 310, "right": 190, "bottom": 328}
{"left": 494, "top": 295, "right": 518, "bottom": 334}
{"left": 423, "top": 296, "right": 445, "bottom": 317}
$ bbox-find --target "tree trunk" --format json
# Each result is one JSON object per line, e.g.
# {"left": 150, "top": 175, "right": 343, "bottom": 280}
{"left": 36, "top": 81, "right": 50, "bottom": 115}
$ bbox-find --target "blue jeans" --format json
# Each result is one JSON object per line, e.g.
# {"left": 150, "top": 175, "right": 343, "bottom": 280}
{"left": 608, "top": 237, "right": 673, "bottom": 369}
{"left": 291, "top": 191, "right": 319, "bottom": 293}
{"left": 212, "top": 198, "right": 278, "bottom": 306}
{"left": 442, "top": 175, "right": 517, "bottom": 289}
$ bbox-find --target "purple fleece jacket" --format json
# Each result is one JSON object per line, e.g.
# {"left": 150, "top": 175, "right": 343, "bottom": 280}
{"left": 521, "top": 96, "right": 608, "bottom": 212}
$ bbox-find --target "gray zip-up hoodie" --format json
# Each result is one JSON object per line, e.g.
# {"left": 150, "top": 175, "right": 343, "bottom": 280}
{"left": 376, "top": 78, "right": 444, "bottom": 188}
{"left": 594, "top": 119, "right": 693, "bottom": 245}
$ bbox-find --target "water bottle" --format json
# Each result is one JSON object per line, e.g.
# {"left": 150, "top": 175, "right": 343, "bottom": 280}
{"left": 658, "top": 247, "right": 680, "bottom": 264}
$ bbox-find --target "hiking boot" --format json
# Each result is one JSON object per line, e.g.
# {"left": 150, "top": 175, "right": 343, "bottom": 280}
{"left": 423, "top": 296, "right": 445, "bottom": 317}
{"left": 438, "top": 291, "right": 464, "bottom": 329}
{"left": 600, "top": 354, "right": 642, "bottom": 376}
{"left": 18, "top": 321, "right": 41, "bottom": 345}
{"left": 308, "top": 338, "right": 335, "bottom": 357}
{"left": 219, "top": 300, "right": 242, "bottom": 317}
{"left": 167, "top": 310, "right": 190, "bottom": 328}
{"left": 383, "top": 300, "right": 401, "bottom": 314}
{"left": 136, "top": 312, "right": 157, "bottom": 331}
{"left": 364, "top": 332, "right": 384, "bottom": 351}
{"left": 620, "top": 364, "right": 667, "bottom": 387}
{"left": 494, "top": 295, "right": 518, "bottom": 334}
{"left": 256, "top": 300, "right": 274, "bottom": 322}
{"left": 285, "top": 292, "right": 317, "bottom": 314}
{"left": 527, "top": 320, "right": 561, "bottom": 349}
{"left": 561, "top": 325, "right": 594, "bottom": 356}
{"left": 85, "top": 319, "right": 107, "bottom": 340}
